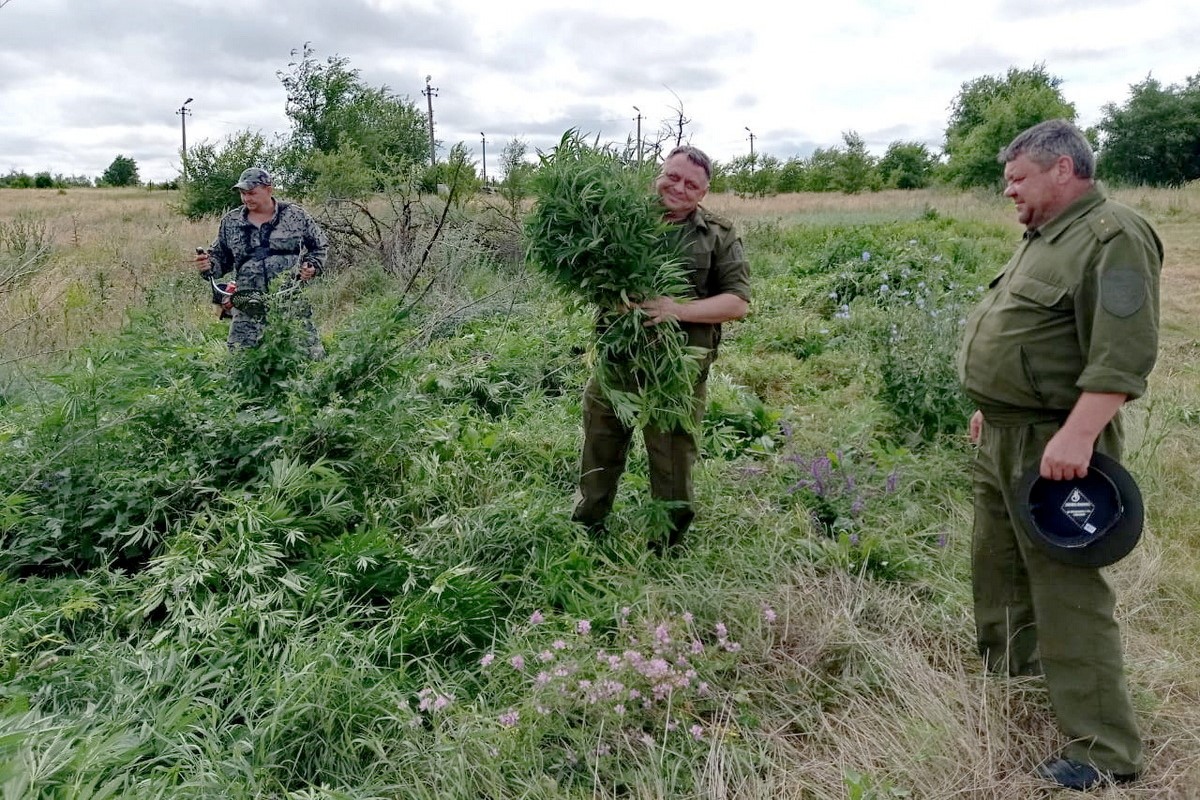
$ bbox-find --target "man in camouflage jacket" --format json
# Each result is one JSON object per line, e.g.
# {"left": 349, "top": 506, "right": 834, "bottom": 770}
{"left": 195, "top": 167, "right": 328, "bottom": 355}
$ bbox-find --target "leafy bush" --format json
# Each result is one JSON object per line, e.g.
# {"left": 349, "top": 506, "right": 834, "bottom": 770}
{"left": 525, "top": 130, "right": 703, "bottom": 433}
{"left": 178, "top": 130, "right": 275, "bottom": 220}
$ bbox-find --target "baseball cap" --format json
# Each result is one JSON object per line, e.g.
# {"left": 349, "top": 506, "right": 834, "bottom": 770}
{"left": 233, "top": 167, "right": 273, "bottom": 191}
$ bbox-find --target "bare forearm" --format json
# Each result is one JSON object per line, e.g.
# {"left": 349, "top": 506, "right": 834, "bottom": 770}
{"left": 1040, "top": 391, "right": 1127, "bottom": 480}
{"left": 641, "top": 293, "right": 748, "bottom": 325}
{"left": 1062, "top": 392, "right": 1127, "bottom": 441}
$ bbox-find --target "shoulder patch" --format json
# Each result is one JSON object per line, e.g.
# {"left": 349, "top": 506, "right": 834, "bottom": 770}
{"left": 1101, "top": 266, "right": 1146, "bottom": 318}
{"left": 1088, "top": 211, "right": 1124, "bottom": 244}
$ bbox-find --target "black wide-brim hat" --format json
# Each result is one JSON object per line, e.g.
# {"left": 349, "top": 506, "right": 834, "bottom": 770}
{"left": 1015, "top": 451, "right": 1143, "bottom": 568}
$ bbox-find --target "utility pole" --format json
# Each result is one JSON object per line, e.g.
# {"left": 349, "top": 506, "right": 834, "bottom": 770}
{"left": 422, "top": 75, "right": 439, "bottom": 166}
{"left": 633, "top": 106, "right": 643, "bottom": 165}
{"left": 745, "top": 126, "right": 756, "bottom": 171}
{"left": 177, "top": 97, "right": 193, "bottom": 181}
{"left": 480, "top": 132, "right": 487, "bottom": 184}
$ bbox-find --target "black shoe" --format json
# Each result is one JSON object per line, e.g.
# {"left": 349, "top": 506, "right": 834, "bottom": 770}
{"left": 576, "top": 519, "right": 607, "bottom": 540}
{"left": 1035, "top": 756, "right": 1138, "bottom": 790}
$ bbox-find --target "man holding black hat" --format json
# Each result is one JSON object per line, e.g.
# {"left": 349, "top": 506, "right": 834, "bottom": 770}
{"left": 957, "top": 119, "right": 1162, "bottom": 790}
{"left": 195, "top": 167, "right": 327, "bottom": 356}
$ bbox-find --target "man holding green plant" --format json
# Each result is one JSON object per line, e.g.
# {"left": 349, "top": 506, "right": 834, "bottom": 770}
{"left": 957, "top": 119, "right": 1162, "bottom": 791}
{"left": 571, "top": 145, "right": 750, "bottom": 552}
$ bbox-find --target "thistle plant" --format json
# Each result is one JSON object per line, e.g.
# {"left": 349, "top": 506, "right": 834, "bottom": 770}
{"left": 525, "top": 131, "right": 705, "bottom": 432}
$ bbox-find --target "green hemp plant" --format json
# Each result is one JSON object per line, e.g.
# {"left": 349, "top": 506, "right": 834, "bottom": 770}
{"left": 525, "top": 131, "right": 705, "bottom": 433}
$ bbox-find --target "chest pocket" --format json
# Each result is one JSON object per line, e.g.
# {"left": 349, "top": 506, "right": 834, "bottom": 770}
{"left": 1007, "top": 274, "right": 1069, "bottom": 310}
{"left": 270, "top": 234, "right": 302, "bottom": 257}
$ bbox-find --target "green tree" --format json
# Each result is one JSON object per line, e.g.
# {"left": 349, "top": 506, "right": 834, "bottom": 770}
{"left": 831, "top": 131, "right": 880, "bottom": 194}
{"left": 177, "top": 130, "right": 274, "bottom": 219}
{"left": 276, "top": 43, "right": 428, "bottom": 194}
{"left": 943, "top": 64, "right": 1075, "bottom": 188}
{"left": 804, "top": 147, "right": 840, "bottom": 192}
{"left": 101, "top": 155, "right": 140, "bottom": 187}
{"left": 727, "top": 153, "right": 780, "bottom": 197}
{"left": 420, "top": 142, "right": 481, "bottom": 203}
{"left": 878, "top": 141, "right": 936, "bottom": 189}
{"left": 498, "top": 137, "right": 535, "bottom": 208}
{"left": 775, "top": 157, "right": 808, "bottom": 194}
{"left": 1097, "top": 73, "right": 1200, "bottom": 186}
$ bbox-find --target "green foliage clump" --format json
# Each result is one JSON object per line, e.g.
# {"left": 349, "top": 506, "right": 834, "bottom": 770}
{"left": 943, "top": 64, "right": 1075, "bottom": 188}
{"left": 878, "top": 141, "right": 937, "bottom": 189}
{"left": 100, "top": 155, "right": 139, "bottom": 187}
{"left": 177, "top": 130, "right": 275, "bottom": 220}
{"left": 1097, "top": 72, "right": 1200, "bottom": 186}
{"left": 524, "top": 130, "right": 704, "bottom": 432}
{"left": 275, "top": 43, "right": 430, "bottom": 196}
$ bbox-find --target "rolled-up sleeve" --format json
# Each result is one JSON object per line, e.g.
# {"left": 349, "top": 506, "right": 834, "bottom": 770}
{"left": 1076, "top": 224, "right": 1162, "bottom": 399}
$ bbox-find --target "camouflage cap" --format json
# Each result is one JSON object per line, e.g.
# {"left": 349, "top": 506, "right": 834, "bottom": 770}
{"left": 233, "top": 167, "right": 273, "bottom": 191}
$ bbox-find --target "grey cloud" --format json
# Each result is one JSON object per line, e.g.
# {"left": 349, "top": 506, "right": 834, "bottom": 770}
{"left": 1045, "top": 47, "right": 1116, "bottom": 64}
{"left": 761, "top": 136, "right": 823, "bottom": 160}
{"left": 932, "top": 47, "right": 1015, "bottom": 74}
{"left": 492, "top": 9, "right": 748, "bottom": 94}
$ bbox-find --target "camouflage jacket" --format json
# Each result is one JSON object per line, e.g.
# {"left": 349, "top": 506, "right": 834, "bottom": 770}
{"left": 201, "top": 200, "right": 328, "bottom": 293}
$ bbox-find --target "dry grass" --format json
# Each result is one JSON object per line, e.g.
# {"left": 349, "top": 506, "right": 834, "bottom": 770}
{"left": 0, "top": 188, "right": 214, "bottom": 365}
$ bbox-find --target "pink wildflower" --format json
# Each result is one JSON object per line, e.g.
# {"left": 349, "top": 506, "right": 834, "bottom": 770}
{"left": 576, "top": 619, "right": 592, "bottom": 635}
{"left": 499, "top": 709, "right": 519, "bottom": 728}
{"left": 529, "top": 610, "right": 545, "bottom": 625}
{"left": 480, "top": 652, "right": 495, "bottom": 668}
{"left": 510, "top": 654, "right": 525, "bottom": 671}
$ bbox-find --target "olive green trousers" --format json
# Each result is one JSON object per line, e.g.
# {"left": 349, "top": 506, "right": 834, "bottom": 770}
{"left": 572, "top": 376, "right": 706, "bottom": 546}
{"left": 972, "top": 416, "right": 1141, "bottom": 775}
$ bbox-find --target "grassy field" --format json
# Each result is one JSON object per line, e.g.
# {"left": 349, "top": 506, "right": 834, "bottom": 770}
{"left": 1, "top": 183, "right": 1198, "bottom": 798}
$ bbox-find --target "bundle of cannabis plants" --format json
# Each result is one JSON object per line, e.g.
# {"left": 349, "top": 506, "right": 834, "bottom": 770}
{"left": 525, "top": 131, "right": 704, "bottom": 432}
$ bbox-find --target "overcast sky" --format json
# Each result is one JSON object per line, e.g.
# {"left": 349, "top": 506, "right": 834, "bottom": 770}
{"left": 1, "top": 0, "right": 1197, "bottom": 183}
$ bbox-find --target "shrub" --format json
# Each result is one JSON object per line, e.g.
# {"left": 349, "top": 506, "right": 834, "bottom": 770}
{"left": 178, "top": 130, "right": 275, "bottom": 220}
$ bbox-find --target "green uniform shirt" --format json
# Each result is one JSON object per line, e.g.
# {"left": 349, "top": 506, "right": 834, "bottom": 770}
{"left": 676, "top": 206, "right": 751, "bottom": 355}
{"left": 958, "top": 186, "right": 1162, "bottom": 417}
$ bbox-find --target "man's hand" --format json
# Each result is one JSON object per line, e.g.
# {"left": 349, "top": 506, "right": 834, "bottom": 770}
{"left": 298, "top": 263, "right": 318, "bottom": 282}
{"left": 1040, "top": 428, "right": 1094, "bottom": 480}
{"left": 1039, "top": 392, "right": 1127, "bottom": 480}
{"left": 969, "top": 410, "right": 984, "bottom": 444}
{"left": 637, "top": 296, "right": 681, "bottom": 326}
{"left": 194, "top": 248, "right": 210, "bottom": 273}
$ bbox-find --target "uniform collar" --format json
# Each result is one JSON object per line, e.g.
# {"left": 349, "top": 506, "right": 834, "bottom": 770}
{"left": 1034, "top": 184, "right": 1106, "bottom": 243}
{"left": 675, "top": 206, "right": 708, "bottom": 230}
